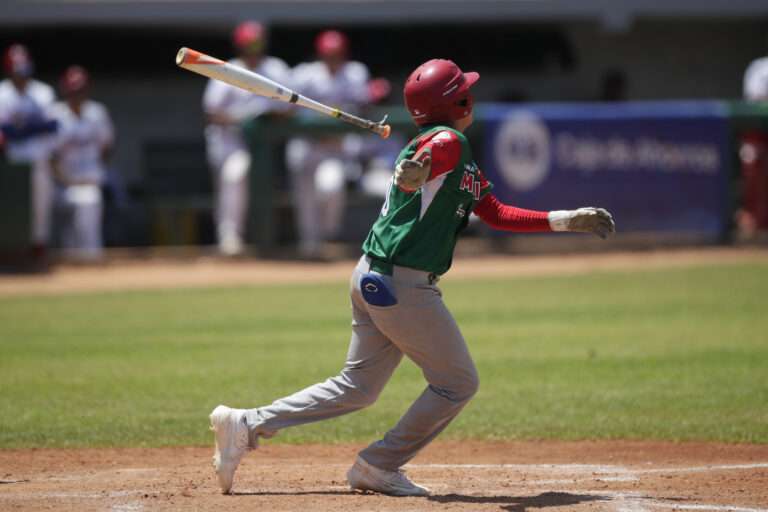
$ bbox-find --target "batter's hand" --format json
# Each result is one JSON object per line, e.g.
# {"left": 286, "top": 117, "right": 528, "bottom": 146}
{"left": 549, "top": 207, "right": 616, "bottom": 239}
{"left": 394, "top": 149, "right": 431, "bottom": 191}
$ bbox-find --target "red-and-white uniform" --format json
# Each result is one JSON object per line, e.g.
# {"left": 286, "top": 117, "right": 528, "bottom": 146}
{"left": 286, "top": 58, "right": 371, "bottom": 256}
{"left": 49, "top": 99, "right": 114, "bottom": 260}
{"left": 741, "top": 56, "right": 768, "bottom": 231}
{"left": 203, "top": 55, "right": 291, "bottom": 254}
{"left": 0, "top": 77, "right": 56, "bottom": 244}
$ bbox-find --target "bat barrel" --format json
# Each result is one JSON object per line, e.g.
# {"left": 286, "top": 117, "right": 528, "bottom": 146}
{"left": 176, "top": 47, "right": 391, "bottom": 139}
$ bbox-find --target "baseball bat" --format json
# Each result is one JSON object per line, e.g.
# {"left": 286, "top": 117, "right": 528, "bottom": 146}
{"left": 175, "top": 47, "right": 391, "bottom": 139}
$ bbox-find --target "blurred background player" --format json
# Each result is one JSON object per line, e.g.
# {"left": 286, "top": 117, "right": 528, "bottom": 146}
{"left": 738, "top": 48, "right": 768, "bottom": 236}
{"left": 0, "top": 44, "right": 57, "bottom": 260}
{"left": 287, "top": 30, "right": 371, "bottom": 258}
{"left": 203, "top": 21, "right": 291, "bottom": 256}
{"left": 49, "top": 66, "right": 115, "bottom": 262}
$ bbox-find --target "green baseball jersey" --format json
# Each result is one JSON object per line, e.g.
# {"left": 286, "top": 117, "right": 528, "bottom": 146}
{"left": 362, "top": 125, "right": 493, "bottom": 275}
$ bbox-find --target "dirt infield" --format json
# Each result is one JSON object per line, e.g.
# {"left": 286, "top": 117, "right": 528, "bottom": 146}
{"left": 0, "top": 247, "right": 766, "bottom": 297}
{"left": 1, "top": 441, "right": 766, "bottom": 511}
{"left": 2, "top": 248, "right": 767, "bottom": 511}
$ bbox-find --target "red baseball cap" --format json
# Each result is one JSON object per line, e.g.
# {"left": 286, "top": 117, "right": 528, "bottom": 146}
{"left": 315, "top": 30, "right": 349, "bottom": 57}
{"left": 3, "top": 44, "right": 34, "bottom": 78}
{"left": 60, "top": 66, "right": 90, "bottom": 95}
{"left": 233, "top": 21, "right": 266, "bottom": 51}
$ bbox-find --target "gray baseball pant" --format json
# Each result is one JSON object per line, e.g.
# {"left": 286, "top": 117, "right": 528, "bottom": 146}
{"left": 244, "top": 255, "right": 479, "bottom": 471}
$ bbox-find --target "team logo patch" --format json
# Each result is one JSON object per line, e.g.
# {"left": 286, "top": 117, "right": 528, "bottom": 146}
{"left": 360, "top": 273, "right": 398, "bottom": 307}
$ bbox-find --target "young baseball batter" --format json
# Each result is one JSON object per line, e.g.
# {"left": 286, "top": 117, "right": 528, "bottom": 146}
{"left": 210, "top": 59, "right": 615, "bottom": 496}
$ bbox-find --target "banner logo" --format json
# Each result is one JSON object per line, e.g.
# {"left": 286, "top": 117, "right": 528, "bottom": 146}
{"left": 494, "top": 112, "right": 551, "bottom": 192}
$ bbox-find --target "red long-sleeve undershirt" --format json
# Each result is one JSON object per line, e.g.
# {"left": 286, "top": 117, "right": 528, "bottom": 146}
{"left": 474, "top": 193, "right": 552, "bottom": 232}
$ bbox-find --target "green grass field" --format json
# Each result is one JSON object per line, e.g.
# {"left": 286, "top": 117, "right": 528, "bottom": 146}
{"left": 1, "top": 262, "right": 767, "bottom": 448}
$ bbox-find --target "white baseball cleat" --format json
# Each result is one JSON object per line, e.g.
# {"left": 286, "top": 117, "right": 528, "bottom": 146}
{"left": 347, "top": 456, "right": 430, "bottom": 497}
{"left": 209, "top": 405, "right": 252, "bottom": 494}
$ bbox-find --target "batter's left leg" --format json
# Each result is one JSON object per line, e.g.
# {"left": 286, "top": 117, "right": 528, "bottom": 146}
{"left": 358, "top": 284, "right": 479, "bottom": 471}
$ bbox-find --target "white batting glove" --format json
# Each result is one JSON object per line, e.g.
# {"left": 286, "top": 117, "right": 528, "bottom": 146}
{"left": 548, "top": 207, "right": 616, "bottom": 239}
{"left": 394, "top": 151, "right": 432, "bottom": 191}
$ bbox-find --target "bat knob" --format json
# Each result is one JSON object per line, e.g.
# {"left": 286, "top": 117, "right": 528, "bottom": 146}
{"left": 376, "top": 114, "right": 391, "bottom": 139}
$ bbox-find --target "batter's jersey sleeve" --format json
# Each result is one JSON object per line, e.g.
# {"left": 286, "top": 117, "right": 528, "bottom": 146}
{"left": 413, "top": 130, "right": 463, "bottom": 182}
{"left": 473, "top": 193, "right": 551, "bottom": 232}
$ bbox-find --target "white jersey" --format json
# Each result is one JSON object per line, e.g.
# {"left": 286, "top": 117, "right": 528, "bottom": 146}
{"left": 291, "top": 60, "right": 370, "bottom": 113}
{"left": 0, "top": 78, "right": 56, "bottom": 162}
{"left": 49, "top": 100, "right": 114, "bottom": 185}
{"left": 203, "top": 56, "right": 291, "bottom": 166}
{"left": 744, "top": 56, "right": 768, "bottom": 101}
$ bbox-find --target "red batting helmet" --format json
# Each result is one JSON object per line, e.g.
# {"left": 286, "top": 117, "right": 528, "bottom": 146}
{"left": 60, "top": 65, "right": 90, "bottom": 95}
{"left": 233, "top": 21, "right": 266, "bottom": 50}
{"left": 315, "top": 30, "right": 349, "bottom": 57}
{"left": 404, "top": 59, "right": 479, "bottom": 126}
{"left": 3, "top": 44, "right": 34, "bottom": 78}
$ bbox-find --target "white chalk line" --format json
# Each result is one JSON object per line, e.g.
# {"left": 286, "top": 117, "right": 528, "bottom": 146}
{"left": 647, "top": 503, "right": 767, "bottom": 512}
{"left": 569, "top": 491, "right": 768, "bottom": 512}
{"left": 111, "top": 502, "right": 144, "bottom": 512}
{"left": 407, "top": 462, "right": 768, "bottom": 474}
{"left": 242, "top": 461, "right": 768, "bottom": 475}
{"left": 0, "top": 490, "right": 149, "bottom": 500}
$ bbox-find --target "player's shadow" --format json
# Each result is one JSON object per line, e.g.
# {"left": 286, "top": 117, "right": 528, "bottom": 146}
{"left": 233, "top": 490, "right": 610, "bottom": 510}
{"left": 428, "top": 491, "right": 610, "bottom": 511}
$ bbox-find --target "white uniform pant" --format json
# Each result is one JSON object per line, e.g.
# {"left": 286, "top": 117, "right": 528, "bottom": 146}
{"left": 8, "top": 156, "right": 54, "bottom": 246}
{"left": 59, "top": 184, "right": 103, "bottom": 261}
{"left": 31, "top": 158, "right": 54, "bottom": 245}
{"left": 286, "top": 139, "right": 347, "bottom": 256}
{"left": 212, "top": 149, "right": 251, "bottom": 250}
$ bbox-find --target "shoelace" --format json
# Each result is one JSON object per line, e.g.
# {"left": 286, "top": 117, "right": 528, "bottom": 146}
{"left": 390, "top": 469, "right": 417, "bottom": 486}
{"left": 234, "top": 422, "right": 252, "bottom": 453}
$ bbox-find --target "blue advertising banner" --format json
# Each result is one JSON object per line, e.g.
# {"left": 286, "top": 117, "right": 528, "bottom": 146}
{"left": 482, "top": 101, "right": 731, "bottom": 237}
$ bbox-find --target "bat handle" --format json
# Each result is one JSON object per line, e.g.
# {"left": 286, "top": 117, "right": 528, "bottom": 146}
{"left": 336, "top": 110, "right": 391, "bottom": 139}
